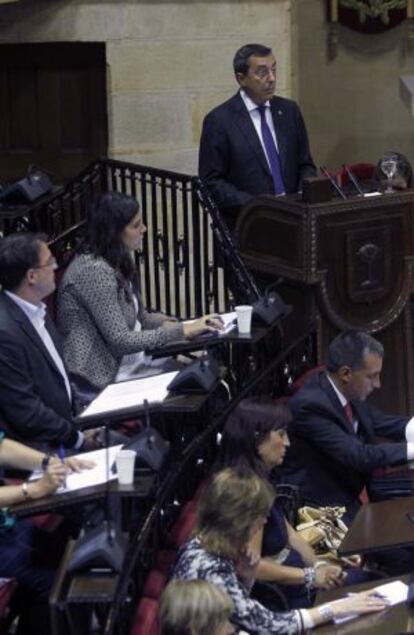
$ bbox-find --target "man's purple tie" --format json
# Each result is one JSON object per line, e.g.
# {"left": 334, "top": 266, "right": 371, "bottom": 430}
{"left": 258, "top": 104, "right": 285, "bottom": 195}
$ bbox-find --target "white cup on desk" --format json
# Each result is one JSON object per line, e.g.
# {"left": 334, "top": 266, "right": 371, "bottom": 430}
{"left": 115, "top": 449, "right": 136, "bottom": 485}
{"left": 235, "top": 305, "right": 253, "bottom": 334}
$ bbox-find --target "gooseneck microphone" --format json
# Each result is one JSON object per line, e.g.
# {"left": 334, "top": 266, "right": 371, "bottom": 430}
{"left": 320, "top": 166, "right": 347, "bottom": 200}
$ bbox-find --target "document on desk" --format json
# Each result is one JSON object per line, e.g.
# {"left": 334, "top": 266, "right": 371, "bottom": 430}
{"left": 30, "top": 445, "right": 123, "bottom": 494}
{"left": 183, "top": 311, "right": 237, "bottom": 336}
{"left": 334, "top": 580, "right": 408, "bottom": 624}
{"left": 79, "top": 370, "right": 179, "bottom": 419}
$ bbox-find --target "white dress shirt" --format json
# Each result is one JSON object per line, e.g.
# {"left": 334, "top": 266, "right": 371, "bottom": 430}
{"left": 239, "top": 89, "right": 281, "bottom": 172}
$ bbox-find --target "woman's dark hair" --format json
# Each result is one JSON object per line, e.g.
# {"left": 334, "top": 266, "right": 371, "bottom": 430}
{"left": 85, "top": 192, "right": 139, "bottom": 282}
{"left": 214, "top": 397, "right": 292, "bottom": 478}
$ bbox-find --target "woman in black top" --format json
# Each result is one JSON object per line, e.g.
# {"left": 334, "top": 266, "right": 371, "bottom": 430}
{"left": 215, "top": 398, "right": 369, "bottom": 608}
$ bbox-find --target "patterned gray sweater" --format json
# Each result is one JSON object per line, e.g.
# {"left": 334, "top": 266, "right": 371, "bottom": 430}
{"left": 57, "top": 254, "right": 183, "bottom": 389}
{"left": 172, "top": 537, "right": 304, "bottom": 635}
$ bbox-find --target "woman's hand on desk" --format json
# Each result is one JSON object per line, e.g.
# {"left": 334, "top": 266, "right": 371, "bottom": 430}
{"left": 182, "top": 314, "right": 224, "bottom": 339}
{"left": 30, "top": 461, "right": 67, "bottom": 499}
{"left": 63, "top": 456, "right": 96, "bottom": 473}
{"left": 314, "top": 563, "right": 345, "bottom": 589}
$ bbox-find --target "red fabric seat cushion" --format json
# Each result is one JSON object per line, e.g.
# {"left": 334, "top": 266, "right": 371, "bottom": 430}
{"left": 142, "top": 569, "right": 168, "bottom": 601}
{"left": 130, "top": 598, "right": 160, "bottom": 635}
{"left": 168, "top": 500, "right": 197, "bottom": 549}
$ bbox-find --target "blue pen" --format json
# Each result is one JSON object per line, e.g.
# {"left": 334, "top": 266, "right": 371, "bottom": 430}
{"left": 58, "top": 444, "right": 67, "bottom": 489}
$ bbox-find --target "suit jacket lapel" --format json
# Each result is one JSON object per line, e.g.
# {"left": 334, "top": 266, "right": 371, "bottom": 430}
{"left": 3, "top": 295, "right": 66, "bottom": 381}
{"left": 319, "top": 373, "right": 355, "bottom": 433}
{"left": 232, "top": 93, "right": 272, "bottom": 178}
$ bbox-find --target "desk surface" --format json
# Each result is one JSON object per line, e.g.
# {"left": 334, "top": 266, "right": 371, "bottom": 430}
{"left": 339, "top": 496, "right": 414, "bottom": 556}
{"left": 11, "top": 473, "right": 155, "bottom": 518}
{"left": 317, "top": 575, "right": 412, "bottom": 634}
{"left": 152, "top": 323, "right": 273, "bottom": 358}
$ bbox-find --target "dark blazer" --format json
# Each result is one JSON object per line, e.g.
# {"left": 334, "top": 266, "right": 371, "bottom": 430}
{"left": 282, "top": 371, "right": 408, "bottom": 516}
{"left": 0, "top": 293, "right": 78, "bottom": 450}
{"left": 198, "top": 92, "right": 316, "bottom": 218}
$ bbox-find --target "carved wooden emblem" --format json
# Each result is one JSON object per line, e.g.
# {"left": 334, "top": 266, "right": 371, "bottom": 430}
{"left": 346, "top": 225, "right": 390, "bottom": 302}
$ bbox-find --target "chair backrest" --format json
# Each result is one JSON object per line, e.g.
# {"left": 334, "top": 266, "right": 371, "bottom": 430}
{"left": 289, "top": 365, "right": 325, "bottom": 396}
{"left": 168, "top": 500, "right": 198, "bottom": 549}
{"left": 336, "top": 163, "right": 375, "bottom": 188}
{"left": 130, "top": 597, "right": 160, "bottom": 635}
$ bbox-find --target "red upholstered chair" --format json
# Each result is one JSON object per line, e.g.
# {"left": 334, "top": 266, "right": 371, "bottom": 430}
{"left": 130, "top": 598, "right": 160, "bottom": 635}
{"left": 153, "top": 549, "right": 176, "bottom": 574}
{"left": 0, "top": 578, "right": 18, "bottom": 629}
{"left": 289, "top": 365, "right": 325, "bottom": 396}
{"left": 168, "top": 500, "right": 198, "bottom": 549}
{"left": 142, "top": 570, "right": 169, "bottom": 601}
{"left": 336, "top": 163, "right": 375, "bottom": 188}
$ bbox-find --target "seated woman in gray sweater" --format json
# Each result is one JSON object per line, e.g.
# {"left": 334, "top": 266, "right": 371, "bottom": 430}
{"left": 57, "top": 192, "right": 222, "bottom": 396}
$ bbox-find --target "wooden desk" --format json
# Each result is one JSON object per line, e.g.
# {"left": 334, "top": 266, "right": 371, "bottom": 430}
{"left": 317, "top": 575, "right": 413, "bottom": 634}
{"left": 11, "top": 474, "right": 155, "bottom": 519}
{"left": 339, "top": 497, "right": 414, "bottom": 556}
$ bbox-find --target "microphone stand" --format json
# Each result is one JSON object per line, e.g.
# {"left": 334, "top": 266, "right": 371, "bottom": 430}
{"left": 193, "top": 178, "right": 288, "bottom": 325}
{"left": 67, "top": 419, "right": 127, "bottom": 573}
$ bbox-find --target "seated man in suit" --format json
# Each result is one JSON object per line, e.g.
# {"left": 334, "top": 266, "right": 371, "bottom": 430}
{"left": 199, "top": 42, "right": 316, "bottom": 227}
{"left": 282, "top": 330, "right": 414, "bottom": 522}
{"left": 0, "top": 233, "right": 98, "bottom": 452}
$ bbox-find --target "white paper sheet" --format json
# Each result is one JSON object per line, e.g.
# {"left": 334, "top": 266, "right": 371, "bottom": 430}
{"left": 30, "top": 445, "right": 124, "bottom": 494}
{"left": 79, "top": 370, "right": 179, "bottom": 419}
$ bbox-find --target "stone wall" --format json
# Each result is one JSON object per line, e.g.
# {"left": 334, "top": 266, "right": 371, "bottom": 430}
{"left": 296, "top": 0, "right": 414, "bottom": 172}
{"left": 0, "top": 0, "right": 293, "bottom": 175}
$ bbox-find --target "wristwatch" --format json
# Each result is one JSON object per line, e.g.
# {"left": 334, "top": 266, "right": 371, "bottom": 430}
{"left": 41, "top": 454, "right": 51, "bottom": 471}
{"left": 21, "top": 482, "right": 31, "bottom": 499}
{"left": 318, "top": 604, "right": 334, "bottom": 622}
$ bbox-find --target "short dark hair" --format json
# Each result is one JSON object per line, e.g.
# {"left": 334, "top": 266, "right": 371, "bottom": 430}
{"left": 326, "top": 330, "right": 384, "bottom": 373}
{"left": 0, "top": 232, "right": 46, "bottom": 291}
{"left": 215, "top": 397, "right": 292, "bottom": 477}
{"left": 85, "top": 192, "right": 139, "bottom": 281}
{"left": 233, "top": 43, "right": 272, "bottom": 75}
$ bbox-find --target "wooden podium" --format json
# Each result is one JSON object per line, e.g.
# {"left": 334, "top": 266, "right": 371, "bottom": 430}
{"left": 236, "top": 190, "right": 414, "bottom": 414}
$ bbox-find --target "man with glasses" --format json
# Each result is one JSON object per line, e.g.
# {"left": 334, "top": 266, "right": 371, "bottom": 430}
{"left": 0, "top": 232, "right": 94, "bottom": 451}
{"left": 199, "top": 43, "right": 316, "bottom": 227}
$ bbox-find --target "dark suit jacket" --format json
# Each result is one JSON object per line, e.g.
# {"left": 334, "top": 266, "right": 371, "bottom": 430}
{"left": 198, "top": 92, "right": 316, "bottom": 218}
{"left": 282, "top": 371, "right": 408, "bottom": 515}
{"left": 0, "top": 293, "right": 78, "bottom": 450}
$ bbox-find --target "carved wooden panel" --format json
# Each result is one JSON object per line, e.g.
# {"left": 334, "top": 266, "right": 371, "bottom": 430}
{"left": 237, "top": 190, "right": 414, "bottom": 414}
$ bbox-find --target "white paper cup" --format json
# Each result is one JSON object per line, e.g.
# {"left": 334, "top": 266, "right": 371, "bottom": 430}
{"left": 115, "top": 449, "right": 136, "bottom": 485}
{"left": 235, "top": 305, "right": 253, "bottom": 334}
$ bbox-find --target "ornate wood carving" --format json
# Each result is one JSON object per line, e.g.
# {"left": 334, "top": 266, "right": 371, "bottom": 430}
{"left": 236, "top": 190, "right": 414, "bottom": 413}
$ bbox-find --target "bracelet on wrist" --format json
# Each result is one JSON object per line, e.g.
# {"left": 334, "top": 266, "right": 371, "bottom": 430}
{"left": 317, "top": 603, "right": 335, "bottom": 623}
{"left": 314, "top": 560, "right": 328, "bottom": 570}
{"left": 21, "top": 482, "right": 32, "bottom": 500}
{"left": 41, "top": 454, "right": 51, "bottom": 471}
{"left": 303, "top": 566, "right": 316, "bottom": 589}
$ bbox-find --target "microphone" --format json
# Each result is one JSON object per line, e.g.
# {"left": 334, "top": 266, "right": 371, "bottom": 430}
{"left": 67, "top": 420, "right": 127, "bottom": 573}
{"left": 320, "top": 166, "right": 347, "bottom": 200}
{"left": 343, "top": 164, "right": 364, "bottom": 196}
{"left": 252, "top": 278, "right": 289, "bottom": 326}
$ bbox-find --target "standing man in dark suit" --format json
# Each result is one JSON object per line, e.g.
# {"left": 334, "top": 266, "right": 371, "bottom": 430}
{"left": 199, "top": 43, "right": 316, "bottom": 225}
{"left": 0, "top": 233, "right": 96, "bottom": 451}
{"left": 282, "top": 330, "right": 414, "bottom": 522}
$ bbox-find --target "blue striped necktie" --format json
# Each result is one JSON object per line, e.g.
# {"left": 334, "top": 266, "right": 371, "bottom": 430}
{"left": 258, "top": 104, "right": 285, "bottom": 195}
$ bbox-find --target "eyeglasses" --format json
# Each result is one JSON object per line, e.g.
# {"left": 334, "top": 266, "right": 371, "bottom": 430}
{"left": 33, "top": 256, "right": 57, "bottom": 270}
{"left": 252, "top": 64, "right": 276, "bottom": 80}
